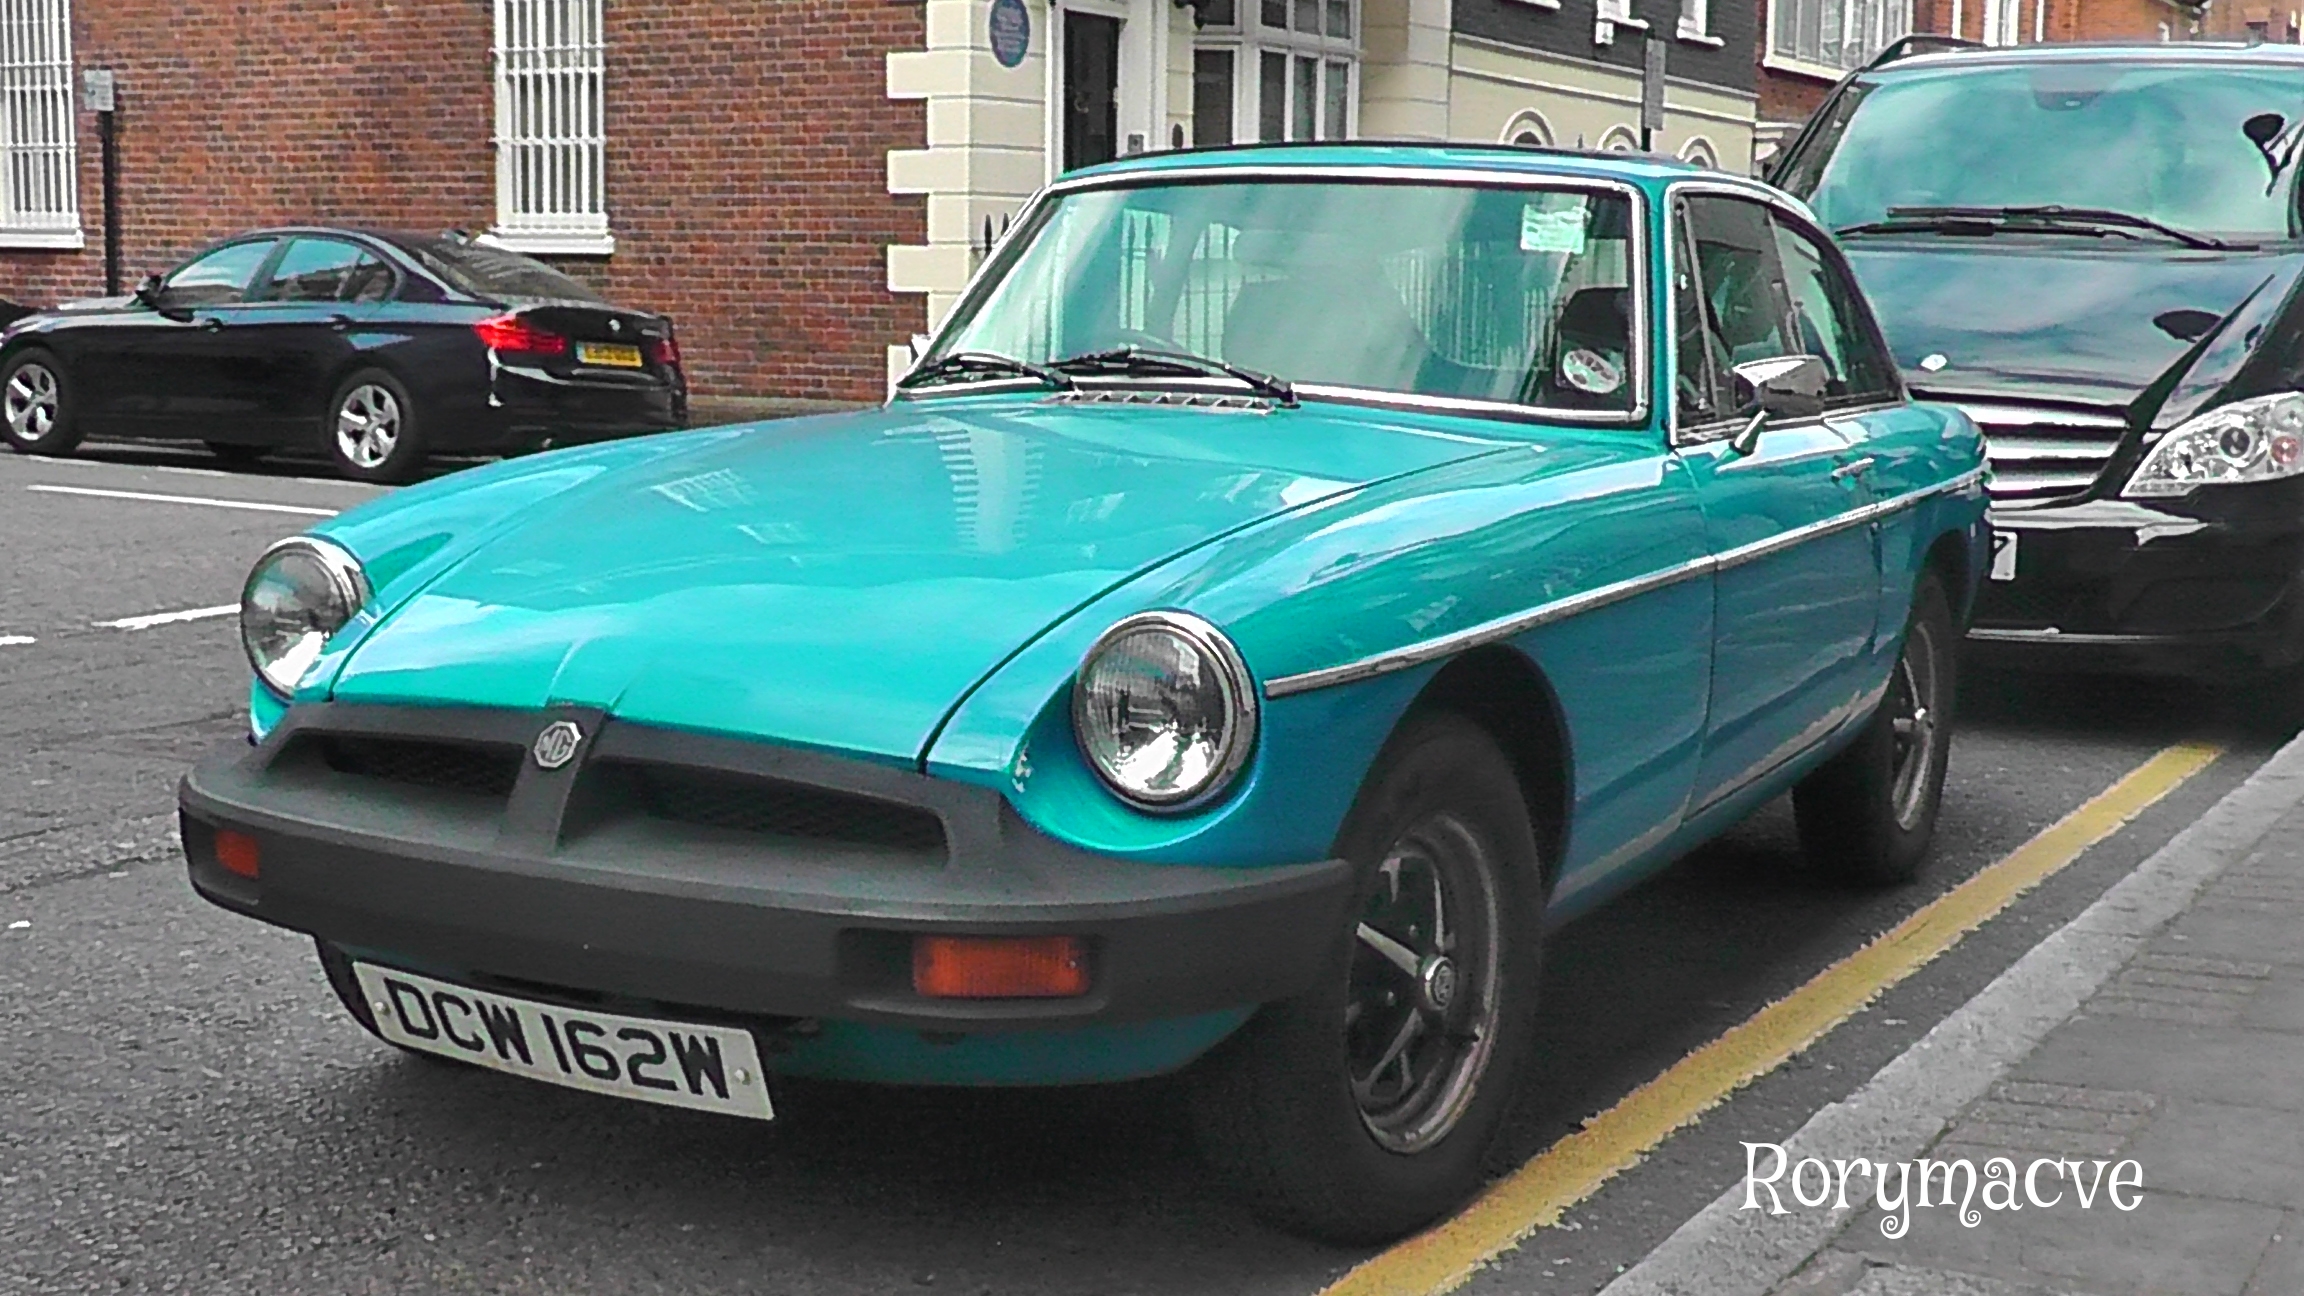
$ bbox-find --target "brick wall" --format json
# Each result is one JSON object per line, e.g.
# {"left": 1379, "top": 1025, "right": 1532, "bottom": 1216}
{"left": 0, "top": 0, "right": 925, "bottom": 404}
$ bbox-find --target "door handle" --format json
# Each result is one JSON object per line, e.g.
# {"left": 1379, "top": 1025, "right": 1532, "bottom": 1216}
{"left": 1829, "top": 456, "right": 1876, "bottom": 483}
{"left": 198, "top": 316, "right": 224, "bottom": 332}
{"left": 328, "top": 313, "right": 353, "bottom": 332}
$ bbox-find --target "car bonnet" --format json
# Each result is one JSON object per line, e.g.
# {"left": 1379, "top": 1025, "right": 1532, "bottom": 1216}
{"left": 323, "top": 397, "right": 1511, "bottom": 766}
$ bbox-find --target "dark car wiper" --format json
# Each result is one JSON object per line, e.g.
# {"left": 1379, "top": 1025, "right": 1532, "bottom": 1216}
{"left": 1837, "top": 204, "right": 2232, "bottom": 250}
{"left": 896, "top": 350, "right": 1073, "bottom": 391}
{"left": 1051, "top": 345, "right": 1298, "bottom": 406}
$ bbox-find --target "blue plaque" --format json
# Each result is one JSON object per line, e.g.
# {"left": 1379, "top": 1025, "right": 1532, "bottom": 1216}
{"left": 989, "top": 0, "right": 1030, "bottom": 69}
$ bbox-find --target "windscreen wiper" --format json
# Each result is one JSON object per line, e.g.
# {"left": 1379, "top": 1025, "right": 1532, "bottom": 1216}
{"left": 1837, "top": 204, "right": 2231, "bottom": 250}
{"left": 1051, "top": 345, "right": 1298, "bottom": 407}
{"left": 896, "top": 350, "right": 1073, "bottom": 391}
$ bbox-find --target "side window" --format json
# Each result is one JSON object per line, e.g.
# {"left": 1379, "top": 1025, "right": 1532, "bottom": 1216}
{"left": 250, "top": 238, "right": 375, "bottom": 303}
{"left": 161, "top": 240, "right": 279, "bottom": 308}
{"left": 1677, "top": 194, "right": 1796, "bottom": 427}
{"left": 1769, "top": 219, "right": 1898, "bottom": 405}
{"left": 342, "top": 254, "right": 396, "bottom": 303}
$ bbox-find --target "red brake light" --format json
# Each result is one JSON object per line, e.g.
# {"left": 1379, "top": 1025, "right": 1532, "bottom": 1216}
{"left": 474, "top": 314, "right": 567, "bottom": 356}
{"left": 214, "top": 829, "right": 260, "bottom": 879}
{"left": 647, "top": 333, "right": 680, "bottom": 367}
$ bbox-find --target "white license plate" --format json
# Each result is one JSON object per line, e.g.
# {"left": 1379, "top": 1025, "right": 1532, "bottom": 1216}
{"left": 1990, "top": 530, "right": 2019, "bottom": 582}
{"left": 352, "top": 963, "right": 773, "bottom": 1120}
{"left": 575, "top": 341, "right": 644, "bottom": 368}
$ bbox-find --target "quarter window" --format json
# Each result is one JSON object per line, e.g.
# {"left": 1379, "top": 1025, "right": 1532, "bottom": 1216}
{"left": 1675, "top": 195, "right": 1795, "bottom": 429}
{"left": 1770, "top": 221, "right": 1898, "bottom": 404}
{"left": 1192, "top": 0, "right": 1357, "bottom": 146}
{"left": 490, "top": 0, "right": 610, "bottom": 255}
{"left": 1767, "top": 0, "right": 1909, "bottom": 75}
{"left": 162, "top": 240, "right": 280, "bottom": 308}
{"left": 0, "top": 0, "right": 77, "bottom": 246}
{"left": 251, "top": 238, "right": 382, "bottom": 303}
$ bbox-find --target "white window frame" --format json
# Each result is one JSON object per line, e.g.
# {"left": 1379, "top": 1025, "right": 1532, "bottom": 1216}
{"left": 1190, "top": 0, "right": 1359, "bottom": 146}
{"left": 487, "top": 0, "right": 612, "bottom": 257}
{"left": 1763, "top": 0, "right": 1911, "bottom": 79}
{"left": 0, "top": 0, "right": 79, "bottom": 249}
{"left": 1678, "top": 0, "right": 1725, "bottom": 45}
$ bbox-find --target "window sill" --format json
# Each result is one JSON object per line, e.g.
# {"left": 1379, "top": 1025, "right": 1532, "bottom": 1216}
{"left": 1676, "top": 24, "right": 1726, "bottom": 45}
{"left": 1504, "top": 0, "right": 1563, "bottom": 9}
{"left": 0, "top": 228, "right": 85, "bottom": 250}
{"left": 479, "top": 229, "right": 616, "bottom": 257}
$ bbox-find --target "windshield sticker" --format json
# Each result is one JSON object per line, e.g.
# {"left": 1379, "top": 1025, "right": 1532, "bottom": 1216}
{"left": 1521, "top": 205, "right": 1590, "bottom": 254}
{"left": 1561, "top": 348, "right": 1624, "bottom": 396}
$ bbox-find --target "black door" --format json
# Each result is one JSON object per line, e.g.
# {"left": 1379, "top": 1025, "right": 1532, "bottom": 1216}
{"left": 216, "top": 237, "right": 393, "bottom": 443}
{"left": 106, "top": 238, "right": 280, "bottom": 437}
{"left": 1062, "top": 12, "right": 1120, "bottom": 173}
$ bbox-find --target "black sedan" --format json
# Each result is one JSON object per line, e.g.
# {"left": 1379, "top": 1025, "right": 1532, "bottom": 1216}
{"left": 0, "top": 227, "right": 687, "bottom": 481}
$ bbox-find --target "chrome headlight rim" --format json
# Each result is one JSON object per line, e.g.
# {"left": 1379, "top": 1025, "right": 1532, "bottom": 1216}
{"left": 240, "top": 534, "right": 370, "bottom": 699}
{"left": 2123, "top": 391, "right": 2304, "bottom": 499}
{"left": 1069, "top": 609, "right": 1260, "bottom": 814}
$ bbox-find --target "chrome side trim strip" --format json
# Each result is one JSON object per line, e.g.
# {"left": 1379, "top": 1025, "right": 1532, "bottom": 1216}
{"left": 1260, "top": 466, "right": 1987, "bottom": 698}
{"left": 1965, "top": 627, "right": 2183, "bottom": 646}
{"left": 1262, "top": 552, "right": 1717, "bottom": 698}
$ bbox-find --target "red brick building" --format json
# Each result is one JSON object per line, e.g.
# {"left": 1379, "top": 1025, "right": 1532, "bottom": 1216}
{"left": 0, "top": 1, "right": 926, "bottom": 406}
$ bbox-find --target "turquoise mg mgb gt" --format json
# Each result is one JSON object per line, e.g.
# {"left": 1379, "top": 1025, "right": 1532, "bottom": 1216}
{"left": 180, "top": 144, "right": 1988, "bottom": 1243}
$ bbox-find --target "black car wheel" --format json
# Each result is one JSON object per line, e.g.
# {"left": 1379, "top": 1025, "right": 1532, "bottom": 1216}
{"left": 325, "top": 369, "right": 423, "bottom": 483}
{"left": 1188, "top": 710, "right": 1545, "bottom": 1244}
{"left": 1793, "top": 570, "right": 1956, "bottom": 886}
{"left": 0, "top": 349, "right": 79, "bottom": 456}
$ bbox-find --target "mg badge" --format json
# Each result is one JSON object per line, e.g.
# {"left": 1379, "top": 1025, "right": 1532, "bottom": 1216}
{"left": 531, "top": 720, "right": 583, "bottom": 770}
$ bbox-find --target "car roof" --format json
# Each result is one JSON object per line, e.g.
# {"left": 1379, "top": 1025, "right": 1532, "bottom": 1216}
{"left": 1063, "top": 140, "right": 1711, "bottom": 190}
{"left": 1866, "top": 39, "right": 2304, "bottom": 77}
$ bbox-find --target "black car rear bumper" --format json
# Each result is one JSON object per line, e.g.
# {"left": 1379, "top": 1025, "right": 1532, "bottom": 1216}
{"left": 1966, "top": 486, "right": 2304, "bottom": 676}
{"left": 179, "top": 704, "right": 1355, "bottom": 1039}
{"left": 444, "top": 362, "right": 685, "bottom": 451}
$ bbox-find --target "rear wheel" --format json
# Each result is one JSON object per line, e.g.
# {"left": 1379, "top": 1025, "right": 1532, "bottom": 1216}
{"left": 1794, "top": 570, "right": 1956, "bottom": 886}
{"left": 324, "top": 369, "right": 423, "bottom": 483}
{"left": 0, "top": 349, "right": 78, "bottom": 456}
{"left": 1188, "top": 711, "right": 1546, "bottom": 1244}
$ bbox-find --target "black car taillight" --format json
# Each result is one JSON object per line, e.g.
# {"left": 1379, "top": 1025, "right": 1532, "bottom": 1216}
{"left": 647, "top": 332, "right": 681, "bottom": 369}
{"left": 474, "top": 314, "right": 568, "bottom": 356}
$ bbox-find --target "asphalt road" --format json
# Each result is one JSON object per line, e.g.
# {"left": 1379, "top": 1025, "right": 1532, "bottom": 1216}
{"left": 0, "top": 438, "right": 2286, "bottom": 1296}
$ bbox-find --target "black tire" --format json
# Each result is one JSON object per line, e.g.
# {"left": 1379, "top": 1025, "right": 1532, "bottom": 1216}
{"left": 1794, "top": 570, "right": 1957, "bottom": 886}
{"left": 1187, "top": 710, "right": 1547, "bottom": 1244}
{"left": 315, "top": 939, "right": 463, "bottom": 1066}
{"left": 204, "top": 441, "right": 268, "bottom": 468}
{"left": 322, "top": 368, "right": 424, "bottom": 483}
{"left": 0, "top": 348, "right": 80, "bottom": 456}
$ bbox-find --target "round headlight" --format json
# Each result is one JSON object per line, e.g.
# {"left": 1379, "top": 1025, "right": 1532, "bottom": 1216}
{"left": 240, "top": 536, "right": 369, "bottom": 697}
{"left": 1071, "top": 611, "right": 1258, "bottom": 811}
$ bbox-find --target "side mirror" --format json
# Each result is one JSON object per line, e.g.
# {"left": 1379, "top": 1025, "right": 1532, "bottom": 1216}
{"left": 132, "top": 272, "right": 163, "bottom": 307}
{"left": 1727, "top": 355, "right": 1829, "bottom": 454}
{"left": 907, "top": 334, "right": 932, "bottom": 364}
{"left": 2245, "top": 112, "right": 2286, "bottom": 149}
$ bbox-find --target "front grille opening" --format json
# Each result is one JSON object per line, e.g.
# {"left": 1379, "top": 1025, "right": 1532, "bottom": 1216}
{"left": 620, "top": 764, "right": 947, "bottom": 857}
{"left": 316, "top": 735, "right": 524, "bottom": 799}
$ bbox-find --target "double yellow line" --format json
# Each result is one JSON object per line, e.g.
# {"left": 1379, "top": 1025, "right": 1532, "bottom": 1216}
{"left": 1322, "top": 740, "right": 2223, "bottom": 1296}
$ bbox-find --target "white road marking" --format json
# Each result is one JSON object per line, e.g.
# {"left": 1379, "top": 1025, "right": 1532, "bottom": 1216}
{"left": 0, "top": 635, "right": 32, "bottom": 646}
{"left": 96, "top": 605, "right": 238, "bottom": 631}
{"left": 26, "top": 483, "right": 339, "bottom": 517}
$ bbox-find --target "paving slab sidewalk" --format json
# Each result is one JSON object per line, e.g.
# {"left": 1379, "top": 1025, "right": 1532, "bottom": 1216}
{"left": 1594, "top": 729, "right": 2304, "bottom": 1296}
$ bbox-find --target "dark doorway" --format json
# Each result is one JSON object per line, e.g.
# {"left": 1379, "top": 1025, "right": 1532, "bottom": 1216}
{"left": 1062, "top": 11, "right": 1121, "bottom": 172}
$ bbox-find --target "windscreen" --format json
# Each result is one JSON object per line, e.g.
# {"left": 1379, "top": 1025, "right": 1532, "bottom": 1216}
{"left": 1786, "top": 60, "right": 2304, "bottom": 239}
{"left": 930, "top": 179, "right": 1642, "bottom": 411}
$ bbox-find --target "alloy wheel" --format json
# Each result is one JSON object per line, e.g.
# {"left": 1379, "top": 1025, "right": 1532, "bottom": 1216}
{"left": 1346, "top": 811, "right": 1504, "bottom": 1153}
{"left": 6, "top": 362, "right": 58, "bottom": 442}
{"left": 1888, "top": 618, "right": 1942, "bottom": 831}
{"left": 335, "top": 384, "right": 402, "bottom": 469}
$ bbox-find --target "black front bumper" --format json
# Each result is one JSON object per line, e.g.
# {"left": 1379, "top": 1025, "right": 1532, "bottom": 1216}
{"left": 1967, "top": 485, "right": 2304, "bottom": 677}
{"left": 180, "top": 704, "right": 1354, "bottom": 1033}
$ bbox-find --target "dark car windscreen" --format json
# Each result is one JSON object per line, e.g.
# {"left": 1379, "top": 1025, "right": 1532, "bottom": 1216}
{"left": 1782, "top": 61, "right": 2304, "bottom": 240}
{"left": 403, "top": 239, "right": 606, "bottom": 303}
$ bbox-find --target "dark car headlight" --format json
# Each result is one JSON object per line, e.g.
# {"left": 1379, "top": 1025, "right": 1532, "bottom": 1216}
{"left": 240, "top": 536, "right": 370, "bottom": 697}
{"left": 2124, "top": 392, "right": 2304, "bottom": 497}
{"left": 1071, "top": 611, "right": 1258, "bottom": 812}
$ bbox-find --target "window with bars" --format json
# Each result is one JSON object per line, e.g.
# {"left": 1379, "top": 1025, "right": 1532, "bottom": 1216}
{"left": 490, "top": 0, "right": 610, "bottom": 255}
{"left": 1767, "top": 0, "right": 1910, "bottom": 74}
{"left": 0, "top": 0, "right": 77, "bottom": 246}
{"left": 1190, "top": 0, "right": 1357, "bottom": 148}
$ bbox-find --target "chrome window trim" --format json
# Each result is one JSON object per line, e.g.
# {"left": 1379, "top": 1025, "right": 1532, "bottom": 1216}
{"left": 1260, "top": 466, "right": 1986, "bottom": 698}
{"left": 1663, "top": 178, "right": 1906, "bottom": 448}
{"left": 903, "top": 164, "right": 1655, "bottom": 430}
{"left": 1072, "top": 609, "right": 1261, "bottom": 813}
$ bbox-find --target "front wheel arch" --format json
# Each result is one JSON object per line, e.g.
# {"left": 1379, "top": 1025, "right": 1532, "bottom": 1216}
{"left": 1382, "top": 645, "right": 1572, "bottom": 888}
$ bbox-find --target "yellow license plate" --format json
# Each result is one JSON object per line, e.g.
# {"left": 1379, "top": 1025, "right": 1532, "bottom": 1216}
{"left": 576, "top": 342, "right": 643, "bottom": 368}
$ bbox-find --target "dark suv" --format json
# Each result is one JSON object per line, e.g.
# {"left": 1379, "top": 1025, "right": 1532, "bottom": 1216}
{"left": 1771, "top": 38, "right": 2304, "bottom": 682}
